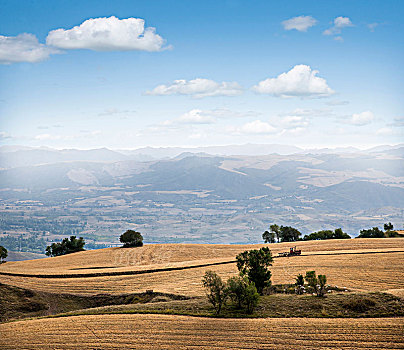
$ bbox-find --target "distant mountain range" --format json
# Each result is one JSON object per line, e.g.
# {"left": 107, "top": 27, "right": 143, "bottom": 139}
{"left": 0, "top": 144, "right": 403, "bottom": 243}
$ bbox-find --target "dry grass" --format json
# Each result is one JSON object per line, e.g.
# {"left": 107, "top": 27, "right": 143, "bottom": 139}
{"left": 1, "top": 238, "right": 402, "bottom": 276}
{"left": 0, "top": 314, "right": 403, "bottom": 349}
{"left": 1, "top": 251, "right": 403, "bottom": 296}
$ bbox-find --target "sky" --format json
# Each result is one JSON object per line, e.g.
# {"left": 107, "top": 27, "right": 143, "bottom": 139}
{"left": 0, "top": 0, "right": 403, "bottom": 150}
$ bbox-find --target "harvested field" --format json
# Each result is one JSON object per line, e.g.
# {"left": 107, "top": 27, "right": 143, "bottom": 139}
{"left": 1, "top": 251, "right": 403, "bottom": 296}
{"left": 1, "top": 238, "right": 402, "bottom": 277}
{"left": 0, "top": 314, "right": 403, "bottom": 350}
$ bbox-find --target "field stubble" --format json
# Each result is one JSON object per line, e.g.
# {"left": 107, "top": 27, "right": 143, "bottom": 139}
{"left": 0, "top": 314, "right": 403, "bottom": 350}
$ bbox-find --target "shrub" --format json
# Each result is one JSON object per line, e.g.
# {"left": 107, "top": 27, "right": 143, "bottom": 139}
{"left": 244, "top": 282, "right": 259, "bottom": 314}
{"left": 304, "top": 271, "right": 328, "bottom": 297}
{"left": 202, "top": 271, "right": 228, "bottom": 315}
{"left": 120, "top": 230, "right": 143, "bottom": 248}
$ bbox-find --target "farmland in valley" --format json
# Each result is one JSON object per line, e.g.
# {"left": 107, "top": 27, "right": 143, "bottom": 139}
{"left": 0, "top": 238, "right": 403, "bottom": 349}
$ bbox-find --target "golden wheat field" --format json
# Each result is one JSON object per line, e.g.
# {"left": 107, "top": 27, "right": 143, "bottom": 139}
{"left": 0, "top": 238, "right": 401, "bottom": 276}
{"left": 0, "top": 314, "right": 403, "bottom": 350}
{"left": 0, "top": 239, "right": 403, "bottom": 296}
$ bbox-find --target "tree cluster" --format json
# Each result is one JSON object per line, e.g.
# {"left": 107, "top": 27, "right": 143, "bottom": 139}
{"left": 358, "top": 223, "right": 399, "bottom": 238}
{"left": 262, "top": 224, "right": 301, "bottom": 243}
{"left": 202, "top": 271, "right": 259, "bottom": 315}
{"left": 202, "top": 247, "right": 273, "bottom": 315}
{"left": 302, "top": 228, "right": 350, "bottom": 241}
{"left": 45, "top": 236, "right": 85, "bottom": 257}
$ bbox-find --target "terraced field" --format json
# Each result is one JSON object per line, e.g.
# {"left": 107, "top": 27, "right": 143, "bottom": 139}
{"left": 0, "top": 314, "right": 403, "bottom": 350}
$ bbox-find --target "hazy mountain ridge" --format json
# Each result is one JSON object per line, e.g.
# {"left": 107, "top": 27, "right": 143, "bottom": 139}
{"left": 0, "top": 145, "right": 402, "bottom": 243}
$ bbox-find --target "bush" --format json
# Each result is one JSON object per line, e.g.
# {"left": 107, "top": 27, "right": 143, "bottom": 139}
{"left": 343, "top": 296, "right": 376, "bottom": 312}
{"left": 202, "top": 271, "right": 228, "bottom": 315}
{"left": 120, "top": 230, "right": 143, "bottom": 248}
{"left": 227, "top": 275, "right": 260, "bottom": 313}
{"left": 236, "top": 247, "right": 273, "bottom": 294}
{"left": 45, "top": 236, "right": 85, "bottom": 257}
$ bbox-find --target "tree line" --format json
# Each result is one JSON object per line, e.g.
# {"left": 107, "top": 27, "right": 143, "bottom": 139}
{"left": 262, "top": 222, "right": 400, "bottom": 243}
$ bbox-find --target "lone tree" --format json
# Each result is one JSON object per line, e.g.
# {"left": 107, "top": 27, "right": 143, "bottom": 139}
{"left": 384, "top": 222, "right": 394, "bottom": 231}
{"left": 45, "top": 236, "right": 85, "bottom": 257}
{"left": 120, "top": 230, "right": 143, "bottom": 248}
{"left": 202, "top": 271, "right": 228, "bottom": 315}
{"left": 236, "top": 247, "right": 273, "bottom": 294}
{"left": 0, "top": 245, "right": 7, "bottom": 263}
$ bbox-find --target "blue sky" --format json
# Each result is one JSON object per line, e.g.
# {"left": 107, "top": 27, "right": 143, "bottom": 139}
{"left": 0, "top": 0, "right": 403, "bottom": 149}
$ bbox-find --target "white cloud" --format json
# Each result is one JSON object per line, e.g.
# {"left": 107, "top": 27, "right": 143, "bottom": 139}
{"left": 146, "top": 78, "right": 243, "bottom": 98}
{"left": 46, "top": 16, "right": 167, "bottom": 52}
{"left": 376, "top": 127, "right": 393, "bottom": 136}
{"left": 282, "top": 16, "right": 317, "bottom": 32}
{"left": 252, "top": 65, "right": 334, "bottom": 98}
{"left": 34, "top": 130, "right": 101, "bottom": 141}
{"left": 280, "top": 115, "right": 309, "bottom": 129}
{"left": 323, "top": 16, "right": 353, "bottom": 36}
{"left": 326, "top": 99, "right": 349, "bottom": 106}
{"left": 0, "top": 33, "right": 58, "bottom": 64}
{"left": 176, "top": 109, "right": 216, "bottom": 124}
{"left": 349, "top": 111, "right": 374, "bottom": 126}
{"left": 367, "top": 23, "right": 379, "bottom": 32}
{"left": 237, "top": 120, "right": 277, "bottom": 135}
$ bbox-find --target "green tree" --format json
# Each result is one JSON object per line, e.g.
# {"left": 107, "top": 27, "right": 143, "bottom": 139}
{"left": 243, "top": 282, "right": 259, "bottom": 314}
{"left": 120, "top": 230, "right": 143, "bottom": 248}
{"left": 236, "top": 247, "right": 273, "bottom": 294}
{"left": 303, "top": 228, "right": 350, "bottom": 241}
{"left": 305, "top": 271, "right": 318, "bottom": 291}
{"left": 358, "top": 227, "right": 385, "bottom": 238}
{"left": 45, "top": 236, "right": 85, "bottom": 257}
{"left": 317, "top": 274, "right": 327, "bottom": 297}
{"left": 227, "top": 276, "right": 247, "bottom": 309}
{"left": 384, "top": 222, "right": 394, "bottom": 231}
{"left": 270, "top": 224, "right": 281, "bottom": 243}
{"left": 295, "top": 273, "right": 305, "bottom": 295}
{"left": 279, "top": 226, "right": 301, "bottom": 242}
{"left": 0, "top": 245, "right": 7, "bottom": 263}
{"left": 202, "top": 271, "right": 228, "bottom": 315}
{"left": 262, "top": 230, "right": 275, "bottom": 244}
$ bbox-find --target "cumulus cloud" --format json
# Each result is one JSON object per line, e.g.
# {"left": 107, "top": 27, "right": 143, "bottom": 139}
{"left": 46, "top": 16, "right": 167, "bottom": 52}
{"left": 282, "top": 15, "right": 317, "bottom": 32}
{"left": 252, "top": 65, "right": 334, "bottom": 98}
{"left": 236, "top": 120, "right": 277, "bottom": 135}
{"left": 0, "top": 33, "right": 58, "bottom": 64}
{"left": 146, "top": 78, "right": 243, "bottom": 98}
{"left": 347, "top": 111, "right": 374, "bottom": 126}
{"left": 323, "top": 16, "right": 353, "bottom": 36}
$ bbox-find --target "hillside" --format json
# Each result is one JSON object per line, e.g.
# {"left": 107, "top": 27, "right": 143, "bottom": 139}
{"left": 1, "top": 239, "right": 403, "bottom": 296}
